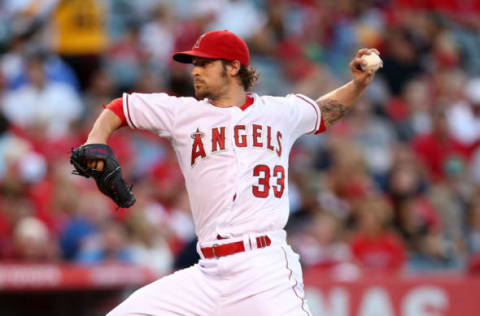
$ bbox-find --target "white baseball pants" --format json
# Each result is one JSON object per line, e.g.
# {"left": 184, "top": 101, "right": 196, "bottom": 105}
{"left": 107, "top": 230, "right": 312, "bottom": 316}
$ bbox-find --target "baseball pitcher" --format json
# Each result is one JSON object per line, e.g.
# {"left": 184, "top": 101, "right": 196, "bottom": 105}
{"left": 70, "top": 30, "right": 379, "bottom": 315}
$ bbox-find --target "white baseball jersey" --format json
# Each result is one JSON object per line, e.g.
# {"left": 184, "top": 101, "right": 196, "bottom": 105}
{"left": 122, "top": 92, "right": 323, "bottom": 243}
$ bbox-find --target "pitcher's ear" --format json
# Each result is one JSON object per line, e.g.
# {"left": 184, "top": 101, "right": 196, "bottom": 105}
{"left": 229, "top": 60, "right": 241, "bottom": 76}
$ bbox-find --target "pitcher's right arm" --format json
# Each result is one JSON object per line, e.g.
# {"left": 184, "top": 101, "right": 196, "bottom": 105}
{"left": 85, "top": 108, "right": 123, "bottom": 145}
{"left": 83, "top": 98, "right": 125, "bottom": 170}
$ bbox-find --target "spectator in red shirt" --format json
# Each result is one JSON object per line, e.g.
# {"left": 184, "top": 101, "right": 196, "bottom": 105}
{"left": 350, "top": 197, "right": 406, "bottom": 272}
{"left": 413, "top": 107, "right": 470, "bottom": 182}
{"left": 12, "top": 216, "right": 59, "bottom": 262}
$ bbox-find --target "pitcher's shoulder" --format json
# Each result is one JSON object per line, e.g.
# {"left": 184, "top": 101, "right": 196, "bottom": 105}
{"left": 256, "top": 94, "right": 310, "bottom": 107}
{"left": 126, "top": 92, "right": 200, "bottom": 108}
{"left": 256, "top": 94, "right": 288, "bottom": 104}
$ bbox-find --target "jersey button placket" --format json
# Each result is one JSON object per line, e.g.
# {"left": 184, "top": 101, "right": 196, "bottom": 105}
{"left": 216, "top": 109, "right": 240, "bottom": 238}
{"left": 230, "top": 108, "right": 243, "bottom": 204}
{"left": 230, "top": 109, "right": 246, "bottom": 202}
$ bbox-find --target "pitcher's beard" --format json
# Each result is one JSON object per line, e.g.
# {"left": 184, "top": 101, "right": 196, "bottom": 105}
{"left": 194, "top": 88, "right": 209, "bottom": 100}
{"left": 194, "top": 68, "right": 229, "bottom": 101}
{"left": 194, "top": 87, "right": 219, "bottom": 101}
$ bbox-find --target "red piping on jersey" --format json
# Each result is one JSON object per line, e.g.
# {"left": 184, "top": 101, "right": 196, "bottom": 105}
{"left": 240, "top": 95, "right": 254, "bottom": 111}
{"left": 295, "top": 94, "right": 326, "bottom": 134}
{"left": 105, "top": 98, "right": 127, "bottom": 127}
{"left": 125, "top": 94, "right": 136, "bottom": 129}
{"left": 281, "top": 247, "right": 311, "bottom": 316}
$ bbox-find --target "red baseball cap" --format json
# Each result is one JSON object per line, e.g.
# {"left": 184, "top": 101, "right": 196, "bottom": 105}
{"left": 173, "top": 30, "right": 250, "bottom": 66}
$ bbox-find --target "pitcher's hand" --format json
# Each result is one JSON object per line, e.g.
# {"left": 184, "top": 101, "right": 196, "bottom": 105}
{"left": 350, "top": 48, "right": 380, "bottom": 88}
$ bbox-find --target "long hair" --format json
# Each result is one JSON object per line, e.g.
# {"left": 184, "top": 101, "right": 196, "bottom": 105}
{"left": 222, "top": 60, "right": 260, "bottom": 91}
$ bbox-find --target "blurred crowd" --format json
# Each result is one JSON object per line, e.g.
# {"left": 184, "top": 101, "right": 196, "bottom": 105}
{"left": 1, "top": 0, "right": 480, "bottom": 277}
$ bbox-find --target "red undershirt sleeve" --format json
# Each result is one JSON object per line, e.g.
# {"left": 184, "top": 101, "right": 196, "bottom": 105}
{"left": 104, "top": 98, "right": 127, "bottom": 127}
{"left": 316, "top": 117, "right": 326, "bottom": 134}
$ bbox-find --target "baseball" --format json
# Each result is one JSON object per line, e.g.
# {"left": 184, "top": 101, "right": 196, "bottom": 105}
{"left": 361, "top": 52, "right": 383, "bottom": 72}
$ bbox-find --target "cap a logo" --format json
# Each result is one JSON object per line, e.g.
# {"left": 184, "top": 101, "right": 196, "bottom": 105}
{"left": 193, "top": 33, "right": 207, "bottom": 49}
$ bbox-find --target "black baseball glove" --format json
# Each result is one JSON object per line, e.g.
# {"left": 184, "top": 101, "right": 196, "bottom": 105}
{"left": 70, "top": 144, "right": 136, "bottom": 208}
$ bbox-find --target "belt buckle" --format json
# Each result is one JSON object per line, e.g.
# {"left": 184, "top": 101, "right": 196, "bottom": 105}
{"left": 211, "top": 243, "right": 219, "bottom": 258}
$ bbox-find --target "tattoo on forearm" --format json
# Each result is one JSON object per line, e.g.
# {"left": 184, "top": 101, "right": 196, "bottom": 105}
{"left": 318, "top": 98, "right": 350, "bottom": 128}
